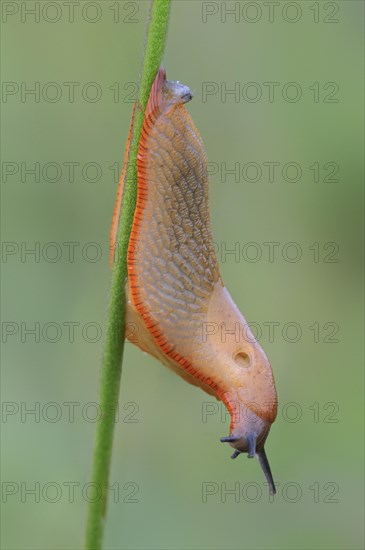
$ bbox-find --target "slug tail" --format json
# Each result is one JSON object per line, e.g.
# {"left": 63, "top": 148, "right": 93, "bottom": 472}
{"left": 144, "top": 67, "right": 167, "bottom": 120}
{"left": 110, "top": 68, "right": 166, "bottom": 268}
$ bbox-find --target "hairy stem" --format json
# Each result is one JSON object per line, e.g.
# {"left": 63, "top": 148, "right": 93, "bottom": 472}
{"left": 85, "top": 1, "right": 171, "bottom": 548}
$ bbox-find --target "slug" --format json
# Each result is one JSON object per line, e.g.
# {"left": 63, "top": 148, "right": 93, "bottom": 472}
{"left": 111, "top": 68, "right": 278, "bottom": 494}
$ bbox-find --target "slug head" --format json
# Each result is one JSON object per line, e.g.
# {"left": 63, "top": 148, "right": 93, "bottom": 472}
{"left": 202, "top": 284, "right": 278, "bottom": 495}
{"left": 218, "top": 359, "right": 277, "bottom": 495}
{"left": 219, "top": 366, "right": 277, "bottom": 495}
{"left": 220, "top": 433, "right": 276, "bottom": 496}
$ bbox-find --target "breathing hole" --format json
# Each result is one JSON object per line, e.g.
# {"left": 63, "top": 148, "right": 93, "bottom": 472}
{"left": 234, "top": 351, "right": 251, "bottom": 368}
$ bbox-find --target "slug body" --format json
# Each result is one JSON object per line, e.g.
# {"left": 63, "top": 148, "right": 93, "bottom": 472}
{"left": 111, "top": 68, "right": 278, "bottom": 493}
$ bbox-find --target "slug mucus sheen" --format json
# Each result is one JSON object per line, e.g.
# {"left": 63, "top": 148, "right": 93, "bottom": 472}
{"left": 111, "top": 68, "right": 278, "bottom": 495}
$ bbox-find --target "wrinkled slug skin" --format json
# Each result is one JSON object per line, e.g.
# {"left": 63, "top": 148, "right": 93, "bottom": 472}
{"left": 116, "top": 68, "right": 277, "bottom": 451}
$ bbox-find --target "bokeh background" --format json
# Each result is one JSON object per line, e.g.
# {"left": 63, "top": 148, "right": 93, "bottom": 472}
{"left": 1, "top": 1, "right": 364, "bottom": 548}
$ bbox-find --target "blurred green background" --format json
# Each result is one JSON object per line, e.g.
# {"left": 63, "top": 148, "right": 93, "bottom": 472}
{"left": 1, "top": 1, "right": 364, "bottom": 548}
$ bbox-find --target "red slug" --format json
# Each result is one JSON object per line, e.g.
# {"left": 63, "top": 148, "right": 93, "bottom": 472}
{"left": 111, "top": 68, "right": 278, "bottom": 494}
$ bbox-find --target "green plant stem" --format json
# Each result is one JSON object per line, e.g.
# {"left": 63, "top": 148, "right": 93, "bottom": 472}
{"left": 85, "top": 2, "right": 171, "bottom": 548}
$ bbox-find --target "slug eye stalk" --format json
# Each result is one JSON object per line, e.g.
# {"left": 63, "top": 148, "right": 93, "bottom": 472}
{"left": 258, "top": 449, "right": 276, "bottom": 496}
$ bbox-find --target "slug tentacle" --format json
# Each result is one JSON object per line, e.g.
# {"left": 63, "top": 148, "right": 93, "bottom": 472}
{"left": 112, "top": 67, "right": 278, "bottom": 491}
